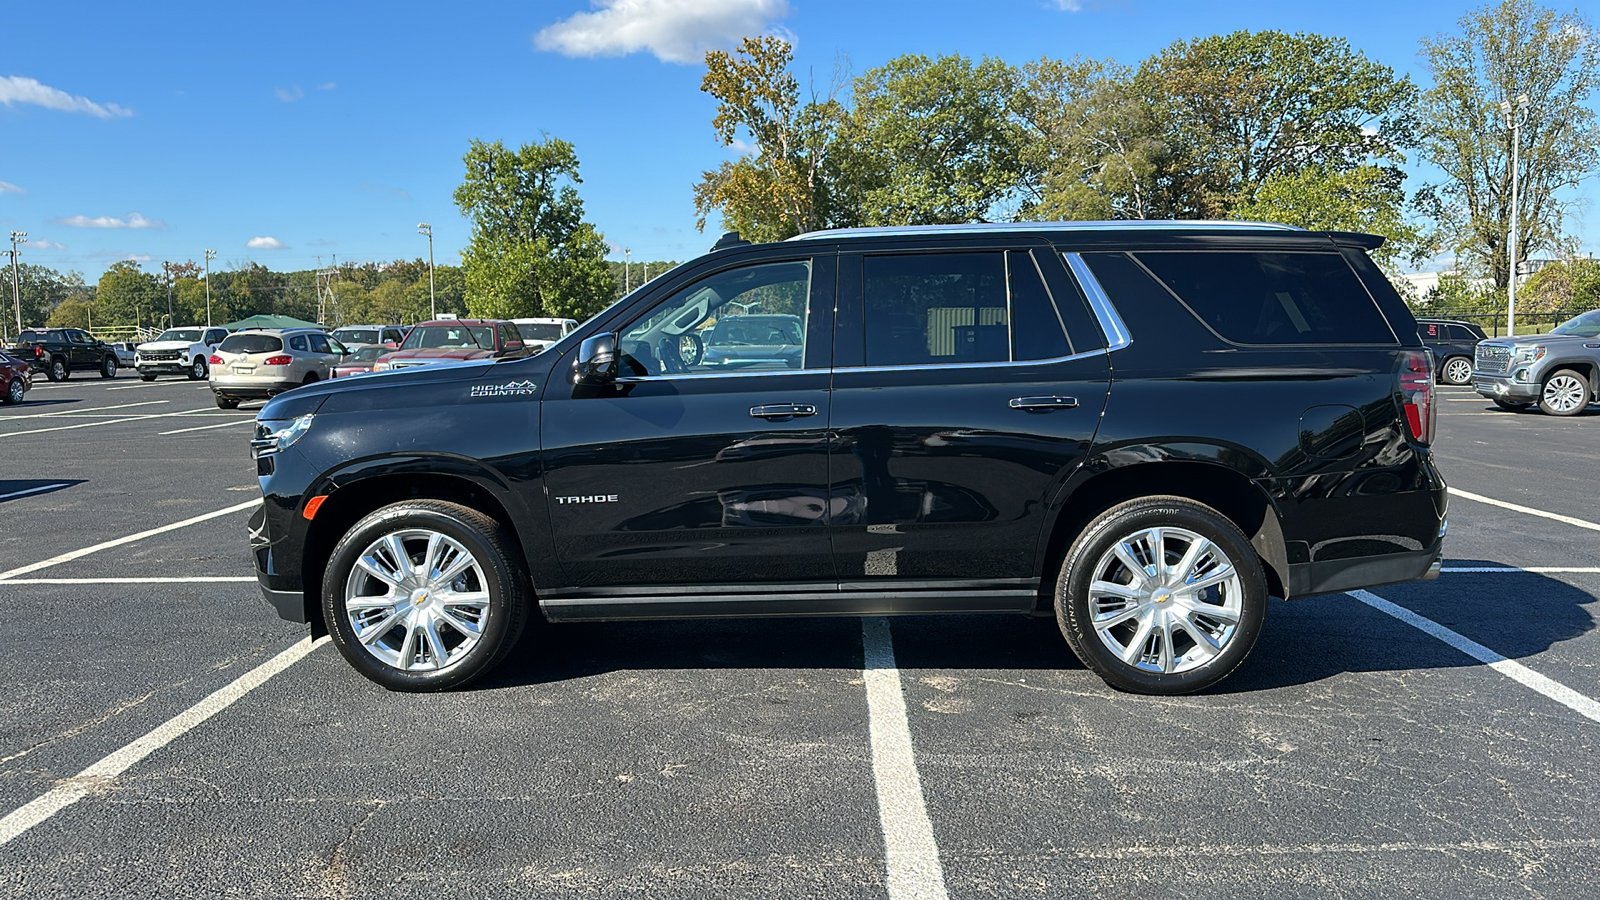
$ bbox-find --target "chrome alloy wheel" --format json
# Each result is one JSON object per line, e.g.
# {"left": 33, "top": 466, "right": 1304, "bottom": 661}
{"left": 1542, "top": 374, "right": 1587, "bottom": 413}
{"left": 343, "top": 529, "right": 491, "bottom": 673}
{"left": 1086, "top": 526, "right": 1243, "bottom": 675}
{"left": 1443, "top": 358, "right": 1472, "bottom": 385}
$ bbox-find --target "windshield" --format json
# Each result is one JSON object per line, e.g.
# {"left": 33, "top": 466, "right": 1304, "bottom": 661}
{"left": 519, "top": 323, "right": 565, "bottom": 341}
{"left": 1550, "top": 309, "right": 1600, "bottom": 338}
{"left": 400, "top": 325, "right": 495, "bottom": 350}
{"left": 346, "top": 346, "right": 385, "bottom": 363}
{"left": 219, "top": 334, "right": 283, "bottom": 354}
{"left": 333, "top": 328, "right": 381, "bottom": 344}
{"left": 156, "top": 329, "right": 204, "bottom": 343}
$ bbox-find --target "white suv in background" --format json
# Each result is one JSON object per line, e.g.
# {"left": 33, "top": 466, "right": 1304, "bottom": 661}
{"left": 510, "top": 317, "right": 579, "bottom": 353}
{"left": 136, "top": 327, "right": 231, "bottom": 381}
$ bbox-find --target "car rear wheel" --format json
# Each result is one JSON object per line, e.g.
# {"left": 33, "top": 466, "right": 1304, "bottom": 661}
{"left": 1539, "top": 369, "right": 1591, "bottom": 416}
{"left": 47, "top": 358, "right": 67, "bottom": 382}
{"left": 189, "top": 358, "right": 206, "bottom": 380}
{"left": 1056, "top": 496, "right": 1267, "bottom": 695}
{"left": 100, "top": 355, "right": 117, "bottom": 378}
{"left": 1440, "top": 357, "right": 1473, "bottom": 386}
{"left": 3, "top": 377, "right": 23, "bottom": 404}
{"left": 323, "top": 501, "right": 529, "bottom": 691}
{"left": 214, "top": 395, "right": 239, "bottom": 410}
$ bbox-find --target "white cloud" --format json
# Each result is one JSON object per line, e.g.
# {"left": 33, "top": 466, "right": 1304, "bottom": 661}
{"left": 57, "top": 212, "right": 164, "bottom": 229}
{"left": 0, "top": 181, "right": 22, "bottom": 194}
{"left": 275, "top": 85, "right": 304, "bottom": 103}
{"left": 535, "top": 0, "right": 790, "bottom": 64}
{"left": 31, "top": 239, "right": 66, "bottom": 249}
{"left": 317, "top": 82, "right": 337, "bottom": 91}
{"left": 1050, "top": 0, "right": 1082, "bottom": 9}
{"left": 0, "top": 76, "right": 131, "bottom": 118}
{"left": 247, "top": 236, "right": 287, "bottom": 250}
{"left": 124, "top": 254, "right": 152, "bottom": 262}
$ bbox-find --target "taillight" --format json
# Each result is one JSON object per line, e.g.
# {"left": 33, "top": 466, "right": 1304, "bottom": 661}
{"left": 33, "top": 346, "right": 43, "bottom": 358}
{"left": 262, "top": 355, "right": 293, "bottom": 366}
{"left": 208, "top": 355, "right": 223, "bottom": 365}
{"left": 1399, "top": 350, "right": 1435, "bottom": 445}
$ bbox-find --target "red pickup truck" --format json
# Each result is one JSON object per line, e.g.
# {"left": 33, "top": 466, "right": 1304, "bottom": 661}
{"left": 372, "top": 319, "right": 533, "bottom": 371}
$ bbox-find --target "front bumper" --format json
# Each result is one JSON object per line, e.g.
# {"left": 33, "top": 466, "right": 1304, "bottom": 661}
{"left": 138, "top": 362, "right": 193, "bottom": 375}
{"left": 1472, "top": 373, "right": 1540, "bottom": 401}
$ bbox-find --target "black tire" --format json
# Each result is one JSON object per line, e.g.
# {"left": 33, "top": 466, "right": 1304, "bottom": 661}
{"left": 1439, "top": 356, "right": 1473, "bottom": 386}
{"left": 100, "top": 355, "right": 117, "bottom": 378}
{"left": 188, "top": 357, "right": 207, "bottom": 380}
{"left": 323, "top": 500, "right": 529, "bottom": 691}
{"left": 140, "top": 372, "right": 157, "bottom": 382}
{"left": 46, "top": 357, "right": 68, "bottom": 382}
{"left": 1493, "top": 398, "right": 1532, "bottom": 411}
{"left": 1538, "top": 369, "right": 1591, "bottom": 417}
{"left": 1056, "top": 496, "right": 1267, "bottom": 695}
{"left": 214, "top": 395, "right": 240, "bottom": 410}
{"left": 302, "top": 372, "right": 318, "bottom": 385}
{"left": 3, "top": 376, "right": 23, "bottom": 404}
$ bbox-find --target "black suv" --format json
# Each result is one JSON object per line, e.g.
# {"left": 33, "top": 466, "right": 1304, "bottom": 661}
{"left": 1415, "top": 317, "right": 1487, "bottom": 386}
{"left": 248, "top": 222, "right": 1447, "bottom": 695}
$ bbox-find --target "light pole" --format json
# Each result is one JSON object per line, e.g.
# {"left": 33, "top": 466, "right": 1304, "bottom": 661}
{"left": 203, "top": 249, "right": 217, "bottom": 327}
{"left": 624, "top": 247, "right": 631, "bottom": 293}
{"left": 8, "top": 231, "right": 24, "bottom": 336}
{"left": 1500, "top": 93, "right": 1530, "bottom": 337}
{"left": 418, "top": 223, "right": 436, "bottom": 320}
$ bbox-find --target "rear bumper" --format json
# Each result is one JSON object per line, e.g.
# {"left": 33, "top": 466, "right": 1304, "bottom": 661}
{"left": 1288, "top": 530, "right": 1445, "bottom": 597}
{"left": 213, "top": 378, "right": 300, "bottom": 400}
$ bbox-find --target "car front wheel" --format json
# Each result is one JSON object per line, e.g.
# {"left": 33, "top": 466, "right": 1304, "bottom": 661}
{"left": 1539, "top": 369, "right": 1591, "bottom": 416}
{"left": 1440, "top": 356, "right": 1473, "bottom": 386}
{"left": 189, "top": 357, "right": 206, "bottom": 380}
{"left": 1056, "top": 496, "right": 1267, "bottom": 695}
{"left": 323, "top": 500, "right": 529, "bottom": 691}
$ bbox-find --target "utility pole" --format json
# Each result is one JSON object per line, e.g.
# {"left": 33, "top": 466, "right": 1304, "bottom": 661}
{"left": 163, "top": 261, "right": 175, "bottom": 328}
{"left": 9, "top": 231, "right": 24, "bottom": 336}
{"left": 1500, "top": 93, "right": 1530, "bottom": 337}
{"left": 203, "top": 249, "right": 217, "bottom": 327}
{"left": 624, "top": 247, "right": 631, "bottom": 294}
{"left": 418, "top": 223, "right": 436, "bottom": 319}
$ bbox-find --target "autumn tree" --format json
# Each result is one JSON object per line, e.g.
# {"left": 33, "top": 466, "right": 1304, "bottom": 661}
{"left": 1417, "top": 0, "right": 1599, "bottom": 290}
{"left": 453, "top": 137, "right": 613, "bottom": 320}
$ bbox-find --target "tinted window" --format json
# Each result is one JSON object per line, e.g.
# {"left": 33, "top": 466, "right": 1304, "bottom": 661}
{"left": 400, "top": 325, "right": 495, "bottom": 349}
{"left": 384, "top": 328, "right": 406, "bottom": 343}
{"left": 69, "top": 331, "right": 89, "bottom": 344}
{"left": 219, "top": 334, "right": 283, "bottom": 354}
{"left": 1418, "top": 323, "right": 1442, "bottom": 341}
{"left": 864, "top": 253, "right": 1009, "bottom": 366}
{"left": 519, "top": 322, "right": 565, "bottom": 341}
{"left": 502, "top": 323, "right": 522, "bottom": 344}
{"left": 289, "top": 335, "right": 309, "bottom": 352}
{"left": 307, "top": 333, "right": 332, "bottom": 353}
{"left": 333, "top": 329, "right": 380, "bottom": 345}
{"left": 1009, "top": 251, "right": 1072, "bottom": 360}
{"left": 1445, "top": 324, "right": 1476, "bottom": 341}
{"left": 157, "top": 329, "right": 204, "bottom": 343}
{"left": 1135, "top": 252, "right": 1396, "bottom": 345}
{"left": 347, "top": 346, "right": 385, "bottom": 362}
{"left": 621, "top": 260, "right": 811, "bottom": 376}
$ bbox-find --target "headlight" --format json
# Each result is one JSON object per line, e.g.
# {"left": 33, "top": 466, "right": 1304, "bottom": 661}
{"left": 374, "top": 362, "right": 392, "bottom": 371}
{"left": 1513, "top": 345, "right": 1546, "bottom": 363}
{"left": 251, "top": 414, "right": 314, "bottom": 457}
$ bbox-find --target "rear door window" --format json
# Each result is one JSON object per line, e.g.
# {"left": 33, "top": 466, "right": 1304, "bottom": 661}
{"left": 1134, "top": 251, "right": 1397, "bottom": 345}
{"left": 863, "top": 253, "right": 1010, "bottom": 366}
{"left": 307, "top": 333, "right": 332, "bottom": 354}
{"left": 1418, "top": 323, "right": 1442, "bottom": 341}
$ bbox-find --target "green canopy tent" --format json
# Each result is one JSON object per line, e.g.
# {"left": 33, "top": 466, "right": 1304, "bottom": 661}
{"left": 221, "top": 314, "right": 324, "bottom": 331}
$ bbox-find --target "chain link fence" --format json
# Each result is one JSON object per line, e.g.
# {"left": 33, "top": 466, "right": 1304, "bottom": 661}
{"left": 1421, "top": 308, "right": 1587, "bottom": 338}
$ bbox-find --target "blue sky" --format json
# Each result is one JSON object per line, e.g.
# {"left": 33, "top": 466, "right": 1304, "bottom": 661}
{"left": 0, "top": 0, "right": 1593, "bottom": 280}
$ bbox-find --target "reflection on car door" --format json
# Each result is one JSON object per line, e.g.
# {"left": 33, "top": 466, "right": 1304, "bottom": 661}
{"left": 828, "top": 245, "right": 1111, "bottom": 612}
{"left": 539, "top": 255, "right": 838, "bottom": 609}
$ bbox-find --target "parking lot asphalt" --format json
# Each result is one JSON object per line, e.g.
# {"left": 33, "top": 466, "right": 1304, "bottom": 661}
{"left": 0, "top": 378, "right": 1596, "bottom": 899}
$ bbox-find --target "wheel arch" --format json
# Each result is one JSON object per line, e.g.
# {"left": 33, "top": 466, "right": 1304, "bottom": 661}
{"left": 1037, "top": 458, "right": 1289, "bottom": 610}
{"left": 1542, "top": 360, "right": 1597, "bottom": 397}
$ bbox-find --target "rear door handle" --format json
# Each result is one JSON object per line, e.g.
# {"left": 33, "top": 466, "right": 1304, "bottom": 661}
{"left": 750, "top": 403, "right": 817, "bottom": 419}
{"left": 1009, "top": 396, "right": 1079, "bottom": 411}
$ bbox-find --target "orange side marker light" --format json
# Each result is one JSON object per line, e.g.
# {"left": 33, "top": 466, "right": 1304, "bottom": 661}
{"left": 303, "top": 495, "right": 329, "bottom": 520}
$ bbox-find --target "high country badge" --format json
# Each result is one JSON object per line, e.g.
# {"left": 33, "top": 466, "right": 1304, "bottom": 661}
{"left": 470, "top": 380, "right": 538, "bottom": 398}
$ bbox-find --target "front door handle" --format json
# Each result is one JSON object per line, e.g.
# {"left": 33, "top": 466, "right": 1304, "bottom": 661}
{"left": 1009, "top": 396, "right": 1079, "bottom": 411}
{"left": 750, "top": 403, "right": 817, "bottom": 419}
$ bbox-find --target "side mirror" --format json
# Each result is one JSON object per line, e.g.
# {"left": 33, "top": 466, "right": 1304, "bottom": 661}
{"left": 573, "top": 333, "right": 617, "bottom": 384}
{"left": 504, "top": 340, "right": 523, "bottom": 351}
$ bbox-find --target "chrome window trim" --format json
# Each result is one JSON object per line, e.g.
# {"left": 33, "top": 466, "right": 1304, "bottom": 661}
{"left": 831, "top": 346, "right": 1107, "bottom": 376}
{"left": 1063, "top": 252, "right": 1132, "bottom": 352}
{"left": 788, "top": 220, "right": 1304, "bottom": 242}
{"left": 614, "top": 366, "right": 824, "bottom": 383}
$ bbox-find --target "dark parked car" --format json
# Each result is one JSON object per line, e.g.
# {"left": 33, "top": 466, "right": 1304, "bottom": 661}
{"left": 373, "top": 319, "right": 533, "bottom": 371}
{"left": 701, "top": 313, "right": 804, "bottom": 369}
{"left": 1, "top": 349, "right": 31, "bottom": 404}
{"left": 1415, "top": 317, "right": 1486, "bottom": 385}
{"left": 7, "top": 329, "right": 119, "bottom": 381}
{"left": 247, "top": 222, "right": 1446, "bottom": 696}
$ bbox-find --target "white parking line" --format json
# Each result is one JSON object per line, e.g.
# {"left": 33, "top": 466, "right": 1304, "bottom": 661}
{"left": 0, "top": 407, "right": 212, "bottom": 439}
{"left": 159, "top": 419, "right": 253, "bottom": 435}
{"left": 1449, "top": 488, "right": 1600, "bottom": 533}
{"left": 107, "top": 380, "right": 203, "bottom": 391}
{"left": 0, "top": 400, "right": 168, "bottom": 421}
{"left": 0, "top": 483, "right": 71, "bottom": 502}
{"left": 0, "top": 576, "right": 256, "bottom": 585}
{"left": 0, "top": 498, "right": 262, "bottom": 581}
{"left": 1443, "top": 566, "right": 1600, "bottom": 574}
{"left": 0, "top": 635, "right": 323, "bottom": 847}
{"left": 862, "top": 617, "right": 949, "bottom": 900}
{"left": 1350, "top": 590, "right": 1600, "bottom": 724}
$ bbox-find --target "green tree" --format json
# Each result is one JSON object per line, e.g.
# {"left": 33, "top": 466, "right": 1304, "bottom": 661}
{"left": 1417, "top": 0, "right": 1599, "bottom": 290}
{"left": 94, "top": 261, "right": 163, "bottom": 327}
{"left": 453, "top": 137, "right": 613, "bottom": 320}
{"left": 693, "top": 36, "right": 854, "bottom": 241}
{"left": 1233, "top": 166, "right": 1424, "bottom": 266}
{"left": 1144, "top": 30, "right": 1418, "bottom": 218}
{"left": 8, "top": 263, "right": 87, "bottom": 330}
{"left": 848, "top": 53, "right": 1023, "bottom": 224}
{"left": 1519, "top": 257, "right": 1600, "bottom": 314}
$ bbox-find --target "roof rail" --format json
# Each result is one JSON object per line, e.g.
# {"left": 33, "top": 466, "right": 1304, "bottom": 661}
{"left": 787, "top": 220, "right": 1306, "bottom": 242}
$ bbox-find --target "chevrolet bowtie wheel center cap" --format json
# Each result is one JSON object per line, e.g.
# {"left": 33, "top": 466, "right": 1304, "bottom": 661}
{"left": 410, "top": 589, "right": 430, "bottom": 608}
{"left": 1153, "top": 590, "right": 1173, "bottom": 604}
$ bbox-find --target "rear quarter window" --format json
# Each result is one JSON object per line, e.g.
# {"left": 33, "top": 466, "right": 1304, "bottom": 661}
{"left": 1134, "top": 251, "right": 1397, "bottom": 345}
